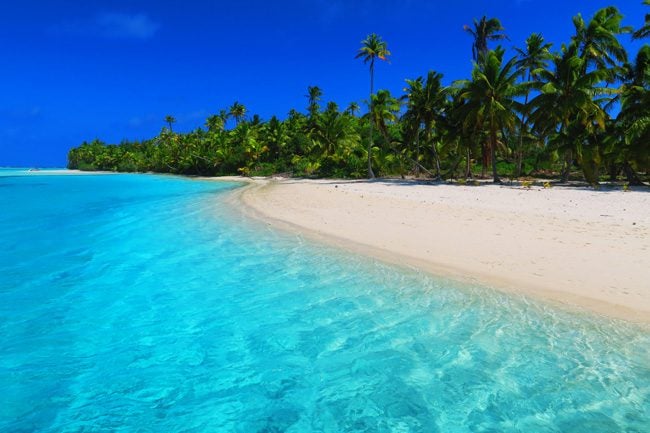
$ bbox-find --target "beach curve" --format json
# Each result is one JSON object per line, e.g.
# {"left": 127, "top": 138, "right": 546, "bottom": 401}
{"left": 231, "top": 178, "right": 650, "bottom": 324}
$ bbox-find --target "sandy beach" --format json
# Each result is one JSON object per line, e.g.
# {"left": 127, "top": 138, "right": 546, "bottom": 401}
{"left": 236, "top": 178, "right": 650, "bottom": 324}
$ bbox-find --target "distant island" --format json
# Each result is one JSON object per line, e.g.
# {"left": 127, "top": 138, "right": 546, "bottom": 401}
{"left": 68, "top": 4, "right": 649, "bottom": 186}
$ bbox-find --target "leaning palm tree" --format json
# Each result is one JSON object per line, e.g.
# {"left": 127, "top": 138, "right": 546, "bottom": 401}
{"left": 463, "top": 16, "right": 508, "bottom": 62}
{"left": 633, "top": 0, "right": 650, "bottom": 39}
{"left": 456, "top": 48, "right": 528, "bottom": 183}
{"left": 356, "top": 33, "right": 391, "bottom": 178}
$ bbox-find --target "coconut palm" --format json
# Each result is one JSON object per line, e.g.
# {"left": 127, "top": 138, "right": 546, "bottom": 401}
{"left": 206, "top": 114, "right": 225, "bottom": 132}
{"left": 463, "top": 17, "right": 508, "bottom": 175}
{"left": 633, "top": 0, "right": 650, "bottom": 39}
{"left": 229, "top": 101, "right": 247, "bottom": 125}
{"left": 306, "top": 86, "right": 323, "bottom": 118}
{"left": 356, "top": 33, "right": 391, "bottom": 178}
{"left": 165, "top": 115, "right": 176, "bottom": 132}
{"left": 369, "top": 90, "right": 401, "bottom": 142}
{"left": 456, "top": 48, "right": 528, "bottom": 183}
{"left": 529, "top": 44, "right": 614, "bottom": 183}
{"left": 513, "top": 33, "right": 553, "bottom": 176}
{"left": 403, "top": 71, "right": 447, "bottom": 178}
{"left": 311, "top": 106, "right": 361, "bottom": 157}
{"left": 369, "top": 90, "right": 404, "bottom": 176}
{"left": 616, "top": 45, "right": 650, "bottom": 184}
{"left": 463, "top": 16, "right": 508, "bottom": 62}
{"left": 572, "top": 6, "right": 631, "bottom": 75}
{"left": 346, "top": 102, "right": 360, "bottom": 116}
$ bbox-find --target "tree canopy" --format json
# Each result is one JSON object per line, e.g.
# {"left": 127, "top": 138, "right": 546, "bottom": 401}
{"left": 69, "top": 4, "right": 650, "bottom": 186}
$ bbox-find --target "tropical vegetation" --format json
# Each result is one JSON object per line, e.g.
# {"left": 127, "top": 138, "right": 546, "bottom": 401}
{"left": 69, "top": 4, "right": 650, "bottom": 185}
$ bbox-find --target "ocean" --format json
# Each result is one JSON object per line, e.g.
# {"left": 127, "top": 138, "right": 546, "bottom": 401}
{"left": 1, "top": 169, "right": 648, "bottom": 432}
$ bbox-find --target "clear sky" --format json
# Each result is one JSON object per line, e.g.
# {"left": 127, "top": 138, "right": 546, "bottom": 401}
{"left": 1, "top": 0, "right": 646, "bottom": 167}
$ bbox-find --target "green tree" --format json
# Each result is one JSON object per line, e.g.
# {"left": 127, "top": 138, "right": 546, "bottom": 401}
{"left": 306, "top": 86, "right": 323, "bottom": 118}
{"left": 572, "top": 6, "right": 631, "bottom": 75}
{"left": 165, "top": 115, "right": 176, "bottom": 132}
{"left": 356, "top": 33, "right": 391, "bottom": 178}
{"left": 403, "top": 71, "right": 447, "bottom": 178}
{"left": 529, "top": 44, "right": 614, "bottom": 183}
{"left": 229, "top": 101, "right": 247, "bottom": 125}
{"left": 457, "top": 48, "right": 528, "bottom": 183}
{"left": 633, "top": 0, "right": 650, "bottom": 39}
{"left": 345, "top": 102, "right": 360, "bottom": 116}
{"left": 206, "top": 114, "right": 225, "bottom": 132}
{"left": 514, "top": 33, "right": 552, "bottom": 176}
{"left": 463, "top": 16, "right": 508, "bottom": 61}
{"left": 369, "top": 90, "right": 403, "bottom": 175}
{"left": 616, "top": 45, "right": 650, "bottom": 184}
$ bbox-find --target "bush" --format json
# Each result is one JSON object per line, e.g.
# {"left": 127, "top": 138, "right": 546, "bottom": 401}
{"left": 77, "top": 162, "right": 97, "bottom": 171}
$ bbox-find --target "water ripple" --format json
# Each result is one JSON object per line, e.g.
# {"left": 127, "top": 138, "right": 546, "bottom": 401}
{"left": 0, "top": 174, "right": 648, "bottom": 432}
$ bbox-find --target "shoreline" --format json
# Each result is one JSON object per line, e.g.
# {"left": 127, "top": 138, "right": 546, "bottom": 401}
{"left": 14, "top": 170, "right": 649, "bottom": 324}
{"left": 230, "top": 177, "right": 650, "bottom": 325}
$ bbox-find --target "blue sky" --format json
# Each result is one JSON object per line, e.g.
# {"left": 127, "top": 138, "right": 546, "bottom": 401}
{"left": 1, "top": 0, "right": 646, "bottom": 167}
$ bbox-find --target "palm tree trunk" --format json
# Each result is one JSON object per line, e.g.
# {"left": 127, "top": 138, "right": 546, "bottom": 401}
{"left": 623, "top": 161, "right": 644, "bottom": 186}
{"left": 560, "top": 150, "right": 572, "bottom": 183}
{"left": 432, "top": 142, "right": 441, "bottom": 179}
{"left": 607, "top": 163, "right": 618, "bottom": 182}
{"left": 426, "top": 128, "right": 441, "bottom": 179}
{"left": 415, "top": 129, "right": 420, "bottom": 177}
{"left": 491, "top": 127, "right": 500, "bottom": 183}
{"left": 465, "top": 147, "right": 473, "bottom": 178}
{"left": 481, "top": 143, "right": 488, "bottom": 178}
{"left": 516, "top": 75, "right": 532, "bottom": 178}
{"left": 367, "top": 62, "right": 375, "bottom": 179}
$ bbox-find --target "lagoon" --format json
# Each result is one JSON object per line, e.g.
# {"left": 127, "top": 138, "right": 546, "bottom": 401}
{"left": 0, "top": 170, "right": 648, "bottom": 432}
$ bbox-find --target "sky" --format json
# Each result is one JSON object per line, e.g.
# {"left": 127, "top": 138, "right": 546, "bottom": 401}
{"left": 0, "top": 0, "right": 647, "bottom": 167}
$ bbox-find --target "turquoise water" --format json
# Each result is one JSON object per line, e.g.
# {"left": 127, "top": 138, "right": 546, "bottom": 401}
{"left": 1, "top": 170, "right": 648, "bottom": 432}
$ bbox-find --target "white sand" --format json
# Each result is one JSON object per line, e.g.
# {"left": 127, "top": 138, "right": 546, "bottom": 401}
{"left": 235, "top": 178, "right": 650, "bottom": 323}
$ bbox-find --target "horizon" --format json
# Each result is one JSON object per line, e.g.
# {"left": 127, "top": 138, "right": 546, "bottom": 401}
{"left": 1, "top": 0, "right": 647, "bottom": 167}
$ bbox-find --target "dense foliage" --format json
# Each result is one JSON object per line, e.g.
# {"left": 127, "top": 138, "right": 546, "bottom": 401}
{"left": 68, "top": 4, "right": 650, "bottom": 184}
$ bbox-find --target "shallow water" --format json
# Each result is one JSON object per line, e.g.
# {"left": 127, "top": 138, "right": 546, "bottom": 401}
{"left": 0, "top": 170, "right": 648, "bottom": 432}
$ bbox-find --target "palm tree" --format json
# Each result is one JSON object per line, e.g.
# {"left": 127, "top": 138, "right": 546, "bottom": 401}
{"left": 311, "top": 106, "right": 361, "bottom": 157}
{"left": 345, "top": 102, "right": 360, "bottom": 116}
{"left": 513, "top": 33, "right": 552, "bottom": 177}
{"left": 229, "top": 101, "right": 247, "bottom": 125}
{"left": 356, "top": 33, "right": 391, "bottom": 178}
{"left": 616, "top": 45, "right": 650, "bottom": 184}
{"left": 529, "top": 44, "right": 614, "bottom": 183}
{"left": 572, "top": 6, "right": 631, "bottom": 75}
{"left": 633, "top": 0, "right": 650, "bottom": 40}
{"left": 369, "top": 89, "right": 403, "bottom": 176}
{"left": 306, "top": 86, "right": 323, "bottom": 118}
{"left": 165, "top": 115, "right": 176, "bottom": 132}
{"left": 456, "top": 48, "right": 528, "bottom": 183}
{"left": 463, "top": 16, "right": 508, "bottom": 62}
{"left": 403, "top": 71, "right": 447, "bottom": 178}
{"left": 206, "top": 114, "right": 225, "bottom": 132}
{"left": 463, "top": 17, "right": 508, "bottom": 175}
{"left": 370, "top": 89, "right": 401, "bottom": 142}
